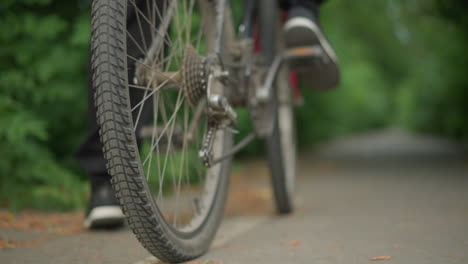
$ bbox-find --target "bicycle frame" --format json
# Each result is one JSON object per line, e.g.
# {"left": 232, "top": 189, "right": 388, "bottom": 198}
{"left": 135, "top": 0, "right": 320, "bottom": 164}
{"left": 215, "top": 0, "right": 317, "bottom": 108}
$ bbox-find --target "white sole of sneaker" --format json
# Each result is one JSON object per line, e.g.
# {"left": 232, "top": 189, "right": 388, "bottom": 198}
{"left": 283, "top": 17, "right": 338, "bottom": 64}
{"left": 83, "top": 205, "right": 125, "bottom": 229}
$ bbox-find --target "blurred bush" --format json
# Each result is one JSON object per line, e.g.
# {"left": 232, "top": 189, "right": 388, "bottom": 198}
{"left": 292, "top": 0, "right": 468, "bottom": 145}
{"left": 391, "top": 0, "right": 468, "bottom": 139}
{"left": 0, "top": 0, "right": 467, "bottom": 210}
{"left": 0, "top": 0, "right": 90, "bottom": 210}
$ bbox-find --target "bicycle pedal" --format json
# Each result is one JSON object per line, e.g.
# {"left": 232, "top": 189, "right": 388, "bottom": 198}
{"left": 284, "top": 45, "right": 324, "bottom": 60}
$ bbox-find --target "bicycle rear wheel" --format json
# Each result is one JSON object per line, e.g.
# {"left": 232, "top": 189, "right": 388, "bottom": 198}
{"left": 259, "top": 0, "right": 297, "bottom": 214}
{"left": 91, "top": 0, "right": 232, "bottom": 262}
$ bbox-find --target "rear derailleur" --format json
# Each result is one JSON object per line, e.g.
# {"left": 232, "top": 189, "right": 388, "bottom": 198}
{"left": 182, "top": 47, "right": 237, "bottom": 168}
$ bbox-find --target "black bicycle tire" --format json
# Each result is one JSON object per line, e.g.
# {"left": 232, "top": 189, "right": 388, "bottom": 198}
{"left": 90, "top": 1, "right": 233, "bottom": 262}
{"left": 259, "top": 0, "right": 297, "bottom": 214}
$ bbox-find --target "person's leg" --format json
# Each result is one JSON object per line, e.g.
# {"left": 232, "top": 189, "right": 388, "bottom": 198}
{"left": 75, "top": 54, "right": 125, "bottom": 229}
{"left": 282, "top": 0, "right": 340, "bottom": 90}
{"left": 76, "top": 0, "right": 155, "bottom": 229}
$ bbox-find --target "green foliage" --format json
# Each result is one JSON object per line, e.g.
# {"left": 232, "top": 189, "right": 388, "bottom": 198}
{"left": 391, "top": 0, "right": 468, "bottom": 139}
{"left": 0, "top": 0, "right": 90, "bottom": 210}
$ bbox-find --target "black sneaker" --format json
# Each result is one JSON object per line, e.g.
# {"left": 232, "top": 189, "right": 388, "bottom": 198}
{"left": 284, "top": 6, "right": 340, "bottom": 90}
{"left": 84, "top": 179, "right": 125, "bottom": 229}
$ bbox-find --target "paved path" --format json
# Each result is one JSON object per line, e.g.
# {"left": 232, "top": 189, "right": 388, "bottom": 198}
{"left": 1, "top": 130, "right": 467, "bottom": 264}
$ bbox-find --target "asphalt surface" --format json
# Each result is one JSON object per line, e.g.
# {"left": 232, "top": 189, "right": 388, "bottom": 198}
{"left": 1, "top": 130, "right": 467, "bottom": 264}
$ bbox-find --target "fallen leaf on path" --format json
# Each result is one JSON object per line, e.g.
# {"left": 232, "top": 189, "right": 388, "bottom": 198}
{"left": 369, "top": 256, "right": 392, "bottom": 261}
{"left": 89, "top": 253, "right": 103, "bottom": 260}
{"left": 0, "top": 237, "right": 49, "bottom": 248}
{"left": 186, "top": 260, "right": 222, "bottom": 264}
{"left": 0, "top": 238, "right": 25, "bottom": 248}
{"left": 288, "top": 240, "right": 300, "bottom": 246}
{"left": 219, "top": 243, "right": 248, "bottom": 250}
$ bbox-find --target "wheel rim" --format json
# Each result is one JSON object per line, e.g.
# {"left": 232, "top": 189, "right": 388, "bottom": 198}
{"left": 124, "top": 0, "right": 224, "bottom": 233}
{"left": 277, "top": 68, "right": 296, "bottom": 198}
{"left": 278, "top": 104, "right": 295, "bottom": 196}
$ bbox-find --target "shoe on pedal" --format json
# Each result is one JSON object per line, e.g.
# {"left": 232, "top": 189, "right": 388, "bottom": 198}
{"left": 84, "top": 179, "right": 125, "bottom": 229}
{"left": 284, "top": 6, "right": 340, "bottom": 90}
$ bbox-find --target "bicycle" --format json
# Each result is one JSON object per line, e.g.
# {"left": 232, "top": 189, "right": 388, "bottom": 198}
{"left": 90, "top": 0, "right": 319, "bottom": 262}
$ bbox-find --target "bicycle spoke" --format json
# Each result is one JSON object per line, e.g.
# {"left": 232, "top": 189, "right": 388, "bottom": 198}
{"left": 129, "top": 0, "right": 174, "bottom": 48}
{"left": 130, "top": 72, "right": 180, "bottom": 113}
{"left": 172, "top": 102, "right": 189, "bottom": 226}
{"left": 142, "top": 91, "right": 184, "bottom": 165}
{"left": 130, "top": 0, "right": 149, "bottom": 53}
{"left": 128, "top": 83, "right": 153, "bottom": 91}
{"left": 145, "top": 92, "right": 161, "bottom": 180}
{"left": 125, "top": 0, "right": 224, "bottom": 232}
{"left": 155, "top": 92, "right": 184, "bottom": 201}
{"left": 127, "top": 29, "right": 147, "bottom": 57}
{"left": 127, "top": 53, "right": 152, "bottom": 69}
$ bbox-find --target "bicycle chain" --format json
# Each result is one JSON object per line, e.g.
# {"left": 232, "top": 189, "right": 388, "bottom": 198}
{"left": 199, "top": 122, "right": 217, "bottom": 167}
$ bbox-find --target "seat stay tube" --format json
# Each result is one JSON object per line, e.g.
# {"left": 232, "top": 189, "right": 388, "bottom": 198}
{"left": 214, "top": 0, "right": 236, "bottom": 58}
{"left": 241, "top": 0, "right": 258, "bottom": 40}
{"left": 215, "top": 0, "right": 227, "bottom": 54}
{"left": 242, "top": 0, "right": 258, "bottom": 82}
